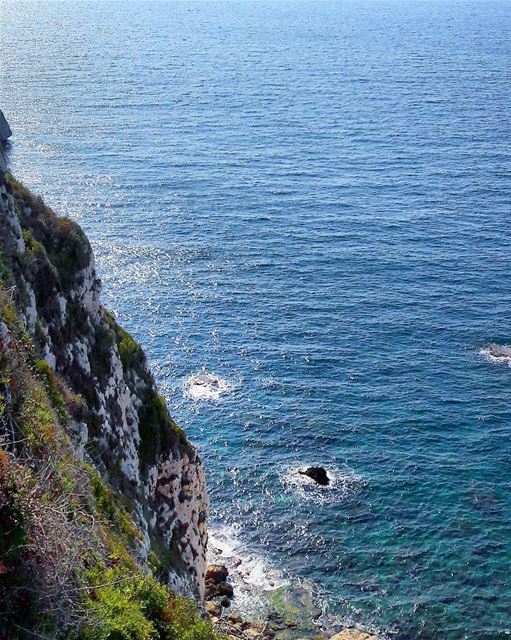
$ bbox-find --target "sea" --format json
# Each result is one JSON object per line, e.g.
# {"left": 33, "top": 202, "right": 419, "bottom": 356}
{"left": 1, "top": 1, "right": 510, "bottom": 638}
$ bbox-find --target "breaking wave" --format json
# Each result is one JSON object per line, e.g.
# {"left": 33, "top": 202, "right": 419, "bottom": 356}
{"left": 479, "top": 343, "right": 511, "bottom": 367}
{"left": 183, "top": 371, "right": 234, "bottom": 401}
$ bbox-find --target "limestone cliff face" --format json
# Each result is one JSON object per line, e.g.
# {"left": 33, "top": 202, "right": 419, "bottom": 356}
{"left": 0, "top": 109, "right": 11, "bottom": 173}
{"left": 0, "top": 138, "right": 208, "bottom": 598}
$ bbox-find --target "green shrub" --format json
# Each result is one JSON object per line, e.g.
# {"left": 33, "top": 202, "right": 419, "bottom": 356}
{"left": 163, "top": 596, "right": 221, "bottom": 640}
{"left": 88, "top": 323, "right": 115, "bottom": 377}
{"left": 83, "top": 464, "right": 141, "bottom": 552}
{"left": 81, "top": 571, "right": 157, "bottom": 640}
{"left": 0, "top": 247, "right": 14, "bottom": 288}
{"left": 117, "top": 328, "right": 145, "bottom": 372}
{"left": 138, "top": 391, "right": 187, "bottom": 468}
{"left": 104, "top": 313, "right": 149, "bottom": 384}
{"left": 22, "top": 229, "right": 47, "bottom": 260}
{"left": 81, "top": 564, "right": 223, "bottom": 640}
{"left": 6, "top": 173, "right": 91, "bottom": 292}
{"left": 34, "top": 358, "right": 69, "bottom": 423}
{"left": 51, "top": 218, "right": 91, "bottom": 290}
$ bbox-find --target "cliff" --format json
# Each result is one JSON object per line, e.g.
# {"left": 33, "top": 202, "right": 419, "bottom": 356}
{"left": 0, "top": 116, "right": 214, "bottom": 639}
{"left": 0, "top": 110, "right": 11, "bottom": 173}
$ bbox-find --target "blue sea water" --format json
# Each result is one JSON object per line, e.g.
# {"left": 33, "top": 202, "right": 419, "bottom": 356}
{"left": 1, "top": 0, "right": 511, "bottom": 637}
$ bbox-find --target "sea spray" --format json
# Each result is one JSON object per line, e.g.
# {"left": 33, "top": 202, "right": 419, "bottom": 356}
{"left": 479, "top": 343, "right": 511, "bottom": 367}
{"left": 184, "top": 371, "right": 235, "bottom": 401}
{"left": 281, "top": 464, "right": 364, "bottom": 506}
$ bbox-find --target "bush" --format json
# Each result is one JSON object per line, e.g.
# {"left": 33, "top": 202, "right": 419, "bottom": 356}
{"left": 51, "top": 218, "right": 91, "bottom": 290}
{"left": 85, "top": 464, "right": 141, "bottom": 546}
{"left": 137, "top": 390, "right": 188, "bottom": 469}
{"left": 6, "top": 173, "right": 91, "bottom": 292}
{"left": 117, "top": 329, "right": 145, "bottom": 372}
{"left": 35, "top": 358, "right": 69, "bottom": 423}
{"left": 81, "top": 565, "right": 223, "bottom": 640}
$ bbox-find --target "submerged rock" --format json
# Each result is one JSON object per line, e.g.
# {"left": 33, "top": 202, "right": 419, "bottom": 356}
{"left": 331, "top": 630, "right": 379, "bottom": 640}
{"left": 185, "top": 372, "right": 233, "bottom": 401}
{"left": 299, "top": 466, "right": 330, "bottom": 486}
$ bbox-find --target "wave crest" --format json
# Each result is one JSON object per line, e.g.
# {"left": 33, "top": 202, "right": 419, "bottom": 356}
{"left": 480, "top": 343, "right": 511, "bottom": 366}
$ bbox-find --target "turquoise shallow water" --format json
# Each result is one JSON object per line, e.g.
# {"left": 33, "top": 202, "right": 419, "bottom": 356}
{"left": 1, "top": 1, "right": 511, "bottom": 637}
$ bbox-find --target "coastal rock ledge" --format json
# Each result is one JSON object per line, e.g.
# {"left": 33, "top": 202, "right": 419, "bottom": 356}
{"left": 0, "top": 109, "right": 12, "bottom": 142}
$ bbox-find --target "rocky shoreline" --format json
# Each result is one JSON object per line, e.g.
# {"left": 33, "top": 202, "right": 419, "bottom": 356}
{"left": 203, "top": 557, "right": 380, "bottom": 640}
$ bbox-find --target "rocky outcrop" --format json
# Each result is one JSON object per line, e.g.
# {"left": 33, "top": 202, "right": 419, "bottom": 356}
{"left": 299, "top": 466, "right": 330, "bottom": 486}
{"left": 0, "top": 109, "right": 12, "bottom": 142}
{"left": 214, "top": 616, "right": 276, "bottom": 640}
{"left": 205, "top": 562, "right": 234, "bottom": 612}
{"left": 0, "top": 110, "right": 11, "bottom": 173}
{"left": 0, "top": 150, "right": 208, "bottom": 597}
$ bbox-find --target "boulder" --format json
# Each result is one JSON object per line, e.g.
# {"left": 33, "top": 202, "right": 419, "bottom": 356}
{"left": 299, "top": 466, "right": 330, "bottom": 486}
{"left": 206, "top": 563, "right": 229, "bottom": 584}
{"left": 227, "top": 614, "right": 242, "bottom": 624}
{"left": 205, "top": 600, "right": 221, "bottom": 617}
{"left": 217, "top": 581, "right": 234, "bottom": 598}
{"left": 0, "top": 110, "right": 12, "bottom": 142}
{"left": 487, "top": 343, "right": 511, "bottom": 361}
{"left": 330, "top": 629, "right": 379, "bottom": 640}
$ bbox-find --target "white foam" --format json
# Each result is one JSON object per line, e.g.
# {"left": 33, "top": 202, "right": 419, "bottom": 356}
{"left": 184, "top": 371, "right": 234, "bottom": 401}
{"left": 208, "top": 527, "right": 388, "bottom": 638}
{"left": 480, "top": 343, "right": 511, "bottom": 367}
{"left": 281, "top": 464, "right": 363, "bottom": 505}
{"left": 208, "top": 526, "right": 288, "bottom": 594}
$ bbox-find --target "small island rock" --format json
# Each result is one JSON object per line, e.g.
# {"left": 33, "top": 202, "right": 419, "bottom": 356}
{"left": 299, "top": 466, "right": 330, "bottom": 486}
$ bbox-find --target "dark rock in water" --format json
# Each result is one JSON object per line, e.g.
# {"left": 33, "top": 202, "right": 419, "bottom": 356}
{"left": 487, "top": 343, "right": 511, "bottom": 360}
{"left": 299, "top": 466, "right": 330, "bottom": 486}
{"left": 206, "top": 564, "right": 229, "bottom": 584}
{"left": 205, "top": 564, "right": 234, "bottom": 601}
{"left": 217, "top": 581, "right": 234, "bottom": 598}
{"left": 220, "top": 596, "right": 231, "bottom": 608}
